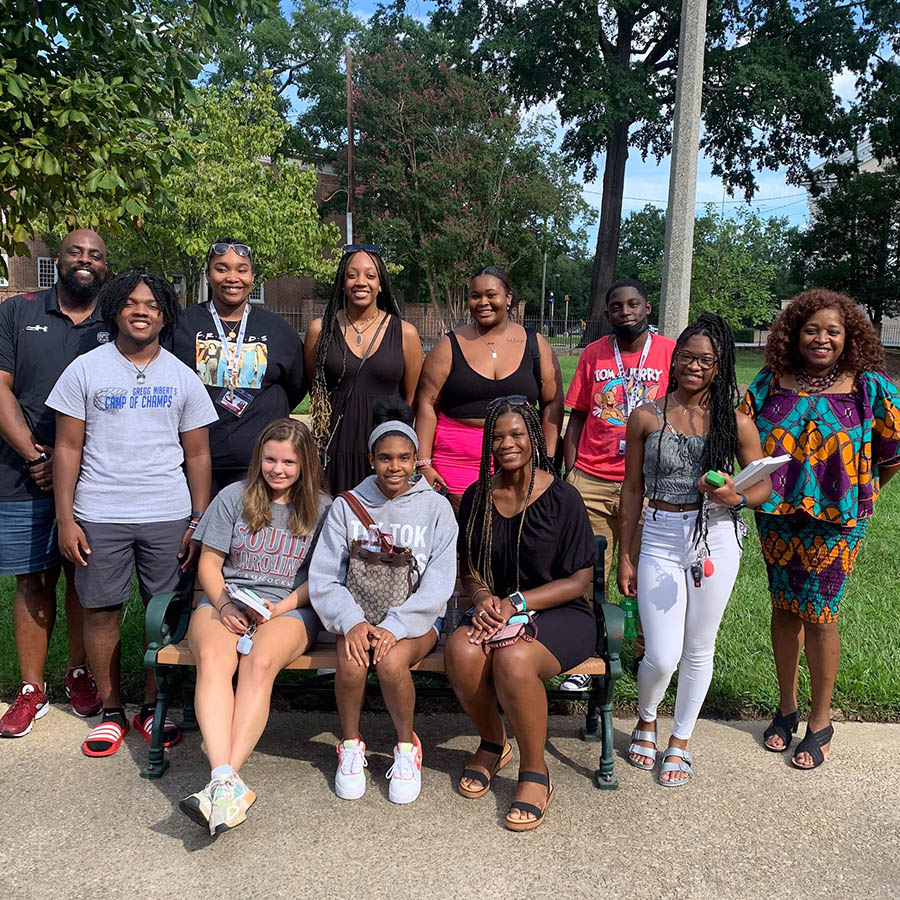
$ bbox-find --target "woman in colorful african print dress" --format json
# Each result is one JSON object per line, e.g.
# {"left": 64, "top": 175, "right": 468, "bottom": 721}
{"left": 741, "top": 289, "right": 900, "bottom": 770}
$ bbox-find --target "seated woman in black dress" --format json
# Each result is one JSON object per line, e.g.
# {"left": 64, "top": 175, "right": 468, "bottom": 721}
{"left": 444, "top": 397, "right": 596, "bottom": 832}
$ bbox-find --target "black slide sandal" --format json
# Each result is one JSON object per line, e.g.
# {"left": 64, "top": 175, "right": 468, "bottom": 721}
{"left": 791, "top": 724, "right": 834, "bottom": 769}
{"left": 763, "top": 708, "right": 800, "bottom": 752}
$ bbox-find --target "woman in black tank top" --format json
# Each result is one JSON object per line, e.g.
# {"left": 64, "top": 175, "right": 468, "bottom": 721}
{"left": 304, "top": 246, "right": 423, "bottom": 494}
{"left": 415, "top": 266, "right": 563, "bottom": 509}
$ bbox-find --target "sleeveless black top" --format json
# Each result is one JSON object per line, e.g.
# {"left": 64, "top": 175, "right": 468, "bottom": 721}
{"left": 440, "top": 328, "right": 541, "bottom": 419}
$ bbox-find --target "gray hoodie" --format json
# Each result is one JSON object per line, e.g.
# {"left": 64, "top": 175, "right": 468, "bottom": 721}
{"left": 309, "top": 474, "right": 459, "bottom": 640}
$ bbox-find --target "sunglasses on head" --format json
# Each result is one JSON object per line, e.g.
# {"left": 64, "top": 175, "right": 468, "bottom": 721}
{"left": 207, "top": 241, "right": 253, "bottom": 262}
{"left": 343, "top": 243, "right": 381, "bottom": 256}
{"left": 488, "top": 394, "right": 529, "bottom": 410}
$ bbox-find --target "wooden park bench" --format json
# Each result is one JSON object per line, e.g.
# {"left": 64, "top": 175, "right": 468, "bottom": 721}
{"left": 143, "top": 536, "right": 623, "bottom": 788}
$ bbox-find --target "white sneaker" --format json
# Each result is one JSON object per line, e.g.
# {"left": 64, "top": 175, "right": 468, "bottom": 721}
{"left": 335, "top": 738, "right": 368, "bottom": 799}
{"left": 209, "top": 773, "right": 256, "bottom": 835}
{"left": 560, "top": 673, "right": 592, "bottom": 692}
{"left": 386, "top": 733, "right": 422, "bottom": 804}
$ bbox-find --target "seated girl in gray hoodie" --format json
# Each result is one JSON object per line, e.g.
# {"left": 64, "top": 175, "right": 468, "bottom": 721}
{"left": 309, "top": 397, "right": 458, "bottom": 805}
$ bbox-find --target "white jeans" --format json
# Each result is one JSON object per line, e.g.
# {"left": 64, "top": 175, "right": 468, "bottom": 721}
{"left": 637, "top": 506, "right": 742, "bottom": 740}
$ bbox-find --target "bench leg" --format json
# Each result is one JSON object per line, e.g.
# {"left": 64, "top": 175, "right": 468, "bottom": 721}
{"left": 179, "top": 668, "right": 199, "bottom": 732}
{"left": 581, "top": 680, "right": 602, "bottom": 742}
{"left": 141, "top": 668, "right": 173, "bottom": 779}
{"left": 592, "top": 674, "right": 619, "bottom": 790}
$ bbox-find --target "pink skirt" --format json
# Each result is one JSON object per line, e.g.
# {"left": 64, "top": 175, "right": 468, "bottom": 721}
{"left": 432, "top": 413, "right": 491, "bottom": 495}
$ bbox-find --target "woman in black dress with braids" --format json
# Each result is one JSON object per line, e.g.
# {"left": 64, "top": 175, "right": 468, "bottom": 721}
{"left": 444, "top": 398, "right": 596, "bottom": 832}
{"left": 304, "top": 245, "right": 422, "bottom": 495}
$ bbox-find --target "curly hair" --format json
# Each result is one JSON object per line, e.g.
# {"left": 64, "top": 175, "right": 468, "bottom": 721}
{"left": 99, "top": 270, "right": 181, "bottom": 343}
{"left": 309, "top": 248, "right": 401, "bottom": 451}
{"left": 765, "top": 289, "right": 884, "bottom": 375}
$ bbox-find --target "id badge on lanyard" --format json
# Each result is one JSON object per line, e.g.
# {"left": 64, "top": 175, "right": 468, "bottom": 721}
{"left": 209, "top": 302, "right": 252, "bottom": 412}
{"left": 612, "top": 333, "right": 652, "bottom": 419}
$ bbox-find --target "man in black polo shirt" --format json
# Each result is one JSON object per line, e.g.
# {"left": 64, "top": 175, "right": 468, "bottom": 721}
{"left": 0, "top": 229, "right": 110, "bottom": 738}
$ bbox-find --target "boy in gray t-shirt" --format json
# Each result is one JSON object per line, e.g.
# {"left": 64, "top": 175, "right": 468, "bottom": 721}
{"left": 47, "top": 271, "right": 217, "bottom": 759}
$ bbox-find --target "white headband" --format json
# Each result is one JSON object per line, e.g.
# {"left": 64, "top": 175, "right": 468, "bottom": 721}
{"left": 368, "top": 421, "right": 419, "bottom": 453}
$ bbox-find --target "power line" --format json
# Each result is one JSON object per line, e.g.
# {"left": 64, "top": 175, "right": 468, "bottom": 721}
{"left": 581, "top": 189, "right": 807, "bottom": 205}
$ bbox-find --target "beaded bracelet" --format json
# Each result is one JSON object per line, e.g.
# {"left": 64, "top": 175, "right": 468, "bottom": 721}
{"left": 416, "top": 458, "right": 433, "bottom": 468}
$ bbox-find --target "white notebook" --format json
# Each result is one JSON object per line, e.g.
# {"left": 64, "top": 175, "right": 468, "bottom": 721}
{"left": 733, "top": 454, "right": 791, "bottom": 490}
{"left": 225, "top": 583, "right": 272, "bottom": 620}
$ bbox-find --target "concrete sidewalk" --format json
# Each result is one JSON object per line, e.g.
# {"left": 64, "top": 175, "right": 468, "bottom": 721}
{"left": 1, "top": 706, "right": 897, "bottom": 900}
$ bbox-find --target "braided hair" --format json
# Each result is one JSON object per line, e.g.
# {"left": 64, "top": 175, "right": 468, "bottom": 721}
{"left": 99, "top": 270, "right": 181, "bottom": 343}
{"left": 310, "top": 248, "right": 401, "bottom": 450}
{"left": 464, "top": 398, "right": 553, "bottom": 594}
{"left": 650, "top": 313, "right": 740, "bottom": 548}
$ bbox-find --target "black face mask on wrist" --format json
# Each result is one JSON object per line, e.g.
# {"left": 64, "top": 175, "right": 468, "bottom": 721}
{"left": 611, "top": 317, "right": 650, "bottom": 344}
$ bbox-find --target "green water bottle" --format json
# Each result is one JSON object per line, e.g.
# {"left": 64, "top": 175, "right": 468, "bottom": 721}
{"left": 620, "top": 596, "right": 638, "bottom": 640}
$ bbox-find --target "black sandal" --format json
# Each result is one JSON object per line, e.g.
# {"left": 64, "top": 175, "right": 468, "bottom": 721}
{"left": 791, "top": 723, "right": 834, "bottom": 770}
{"left": 504, "top": 770, "right": 554, "bottom": 833}
{"left": 763, "top": 708, "right": 800, "bottom": 753}
{"left": 458, "top": 739, "right": 513, "bottom": 799}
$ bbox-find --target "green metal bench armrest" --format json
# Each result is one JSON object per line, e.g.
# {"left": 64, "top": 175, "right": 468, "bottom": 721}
{"left": 144, "top": 588, "right": 193, "bottom": 669}
{"left": 591, "top": 535, "right": 623, "bottom": 679}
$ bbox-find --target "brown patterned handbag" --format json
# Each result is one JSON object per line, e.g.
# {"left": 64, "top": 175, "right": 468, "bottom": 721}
{"left": 339, "top": 491, "right": 420, "bottom": 625}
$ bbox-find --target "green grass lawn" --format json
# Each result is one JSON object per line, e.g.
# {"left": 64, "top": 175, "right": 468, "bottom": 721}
{"left": 3, "top": 480, "right": 899, "bottom": 718}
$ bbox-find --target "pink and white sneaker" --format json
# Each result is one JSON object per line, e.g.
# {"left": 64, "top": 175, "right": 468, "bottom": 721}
{"left": 386, "top": 733, "right": 422, "bottom": 804}
{"left": 335, "top": 738, "right": 368, "bottom": 800}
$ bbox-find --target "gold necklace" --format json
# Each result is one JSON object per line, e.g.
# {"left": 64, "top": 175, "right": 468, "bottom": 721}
{"left": 670, "top": 395, "right": 705, "bottom": 416}
{"left": 474, "top": 320, "right": 509, "bottom": 359}
{"left": 346, "top": 310, "right": 381, "bottom": 346}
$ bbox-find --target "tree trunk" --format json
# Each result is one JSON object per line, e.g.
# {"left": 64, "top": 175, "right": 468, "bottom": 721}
{"left": 586, "top": 117, "right": 631, "bottom": 339}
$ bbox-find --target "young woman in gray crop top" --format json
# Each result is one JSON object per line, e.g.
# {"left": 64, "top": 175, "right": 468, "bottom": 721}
{"left": 616, "top": 314, "right": 772, "bottom": 787}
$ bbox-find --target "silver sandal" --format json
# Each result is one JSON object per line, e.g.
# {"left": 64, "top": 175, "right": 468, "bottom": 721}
{"left": 627, "top": 725, "right": 658, "bottom": 770}
{"left": 658, "top": 747, "right": 693, "bottom": 786}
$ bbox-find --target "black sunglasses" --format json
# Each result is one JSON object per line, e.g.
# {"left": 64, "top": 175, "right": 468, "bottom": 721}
{"left": 207, "top": 241, "right": 253, "bottom": 262}
{"left": 488, "top": 394, "right": 529, "bottom": 410}
{"left": 343, "top": 243, "right": 381, "bottom": 256}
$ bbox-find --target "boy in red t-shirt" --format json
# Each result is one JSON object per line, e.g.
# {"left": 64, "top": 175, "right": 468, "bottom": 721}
{"left": 564, "top": 279, "right": 675, "bottom": 590}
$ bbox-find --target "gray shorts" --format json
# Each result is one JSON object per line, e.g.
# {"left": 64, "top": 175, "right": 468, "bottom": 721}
{"left": 197, "top": 596, "right": 321, "bottom": 641}
{"left": 74, "top": 519, "right": 188, "bottom": 609}
{"left": 0, "top": 499, "right": 62, "bottom": 575}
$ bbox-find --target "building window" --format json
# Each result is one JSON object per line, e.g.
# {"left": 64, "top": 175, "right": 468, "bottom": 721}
{"left": 249, "top": 281, "right": 265, "bottom": 304}
{"left": 37, "top": 257, "right": 57, "bottom": 289}
{"left": 0, "top": 252, "right": 8, "bottom": 288}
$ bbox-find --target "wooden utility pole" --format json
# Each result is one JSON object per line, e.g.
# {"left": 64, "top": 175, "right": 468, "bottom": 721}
{"left": 345, "top": 45, "right": 355, "bottom": 245}
{"left": 658, "top": 0, "right": 708, "bottom": 338}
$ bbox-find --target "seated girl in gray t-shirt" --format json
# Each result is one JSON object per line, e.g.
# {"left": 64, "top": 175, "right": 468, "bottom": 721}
{"left": 179, "top": 419, "right": 330, "bottom": 836}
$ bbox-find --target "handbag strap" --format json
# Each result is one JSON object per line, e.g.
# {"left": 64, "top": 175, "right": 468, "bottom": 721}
{"left": 338, "top": 491, "right": 393, "bottom": 553}
{"left": 323, "top": 313, "right": 390, "bottom": 454}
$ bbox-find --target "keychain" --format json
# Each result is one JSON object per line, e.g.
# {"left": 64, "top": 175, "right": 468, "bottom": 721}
{"left": 690, "top": 546, "right": 716, "bottom": 588}
{"left": 236, "top": 622, "right": 258, "bottom": 655}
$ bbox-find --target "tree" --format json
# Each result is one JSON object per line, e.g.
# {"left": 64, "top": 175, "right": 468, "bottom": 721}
{"left": 207, "top": 0, "right": 360, "bottom": 162}
{"left": 617, "top": 204, "right": 797, "bottom": 330}
{"left": 432, "top": 0, "right": 900, "bottom": 317}
{"left": 56, "top": 82, "right": 341, "bottom": 302}
{"left": 0, "top": 0, "right": 266, "bottom": 262}
{"left": 351, "top": 27, "right": 591, "bottom": 328}
{"left": 797, "top": 169, "right": 900, "bottom": 332}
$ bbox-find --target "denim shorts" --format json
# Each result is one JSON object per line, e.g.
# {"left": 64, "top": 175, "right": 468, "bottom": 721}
{"left": 0, "top": 499, "right": 62, "bottom": 575}
{"left": 197, "top": 596, "right": 321, "bottom": 641}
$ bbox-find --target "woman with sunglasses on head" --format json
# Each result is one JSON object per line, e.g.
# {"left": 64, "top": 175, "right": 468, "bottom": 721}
{"left": 415, "top": 267, "right": 563, "bottom": 511}
{"left": 305, "top": 244, "right": 423, "bottom": 496}
{"left": 444, "top": 397, "right": 596, "bottom": 832}
{"left": 179, "top": 419, "right": 330, "bottom": 834}
{"left": 172, "top": 238, "right": 308, "bottom": 497}
{"left": 617, "top": 314, "right": 771, "bottom": 786}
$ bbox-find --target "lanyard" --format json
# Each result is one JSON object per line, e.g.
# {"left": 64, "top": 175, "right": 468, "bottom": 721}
{"left": 612, "top": 332, "right": 652, "bottom": 417}
{"left": 209, "top": 301, "right": 251, "bottom": 387}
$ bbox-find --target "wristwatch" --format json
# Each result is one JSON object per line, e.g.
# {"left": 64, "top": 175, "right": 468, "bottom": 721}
{"left": 26, "top": 452, "right": 50, "bottom": 468}
{"left": 509, "top": 591, "right": 526, "bottom": 613}
{"left": 731, "top": 492, "right": 748, "bottom": 511}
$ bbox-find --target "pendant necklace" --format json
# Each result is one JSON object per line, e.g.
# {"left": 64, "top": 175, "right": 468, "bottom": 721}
{"left": 474, "top": 320, "right": 508, "bottom": 359}
{"left": 120, "top": 346, "right": 160, "bottom": 384}
{"left": 346, "top": 310, "right": 380, "bottom": 346}
{"left": 670, "top": 395, "right": 705, "bottom": 418}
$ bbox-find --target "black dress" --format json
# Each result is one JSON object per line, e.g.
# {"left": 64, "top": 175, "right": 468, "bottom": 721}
{"left": 457, "top": 477, "right": 597, "bottom": 670}
{"left": 323, "top": 314, "right": 405, "bottom": 495}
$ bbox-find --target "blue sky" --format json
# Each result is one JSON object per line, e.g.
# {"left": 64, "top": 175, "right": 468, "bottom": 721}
{"left": 341, "top": 0, "right": 817, "bottom": 247}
